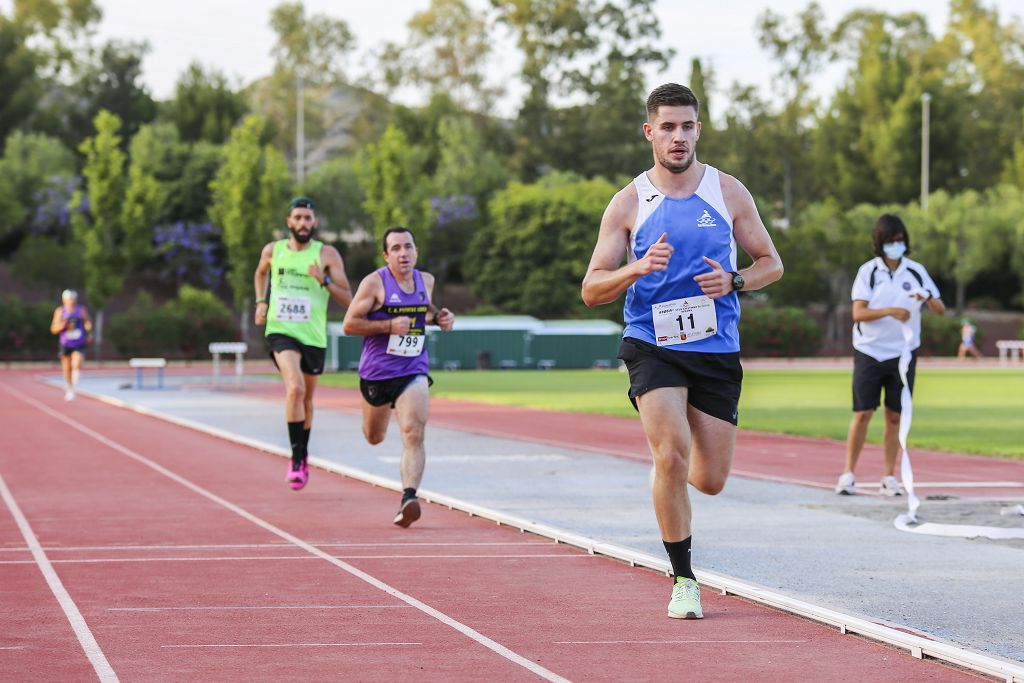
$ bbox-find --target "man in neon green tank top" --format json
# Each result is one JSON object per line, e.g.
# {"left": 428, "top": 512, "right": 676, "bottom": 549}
{"left": 254, "top": 196, "right": 352, "bottom": 490}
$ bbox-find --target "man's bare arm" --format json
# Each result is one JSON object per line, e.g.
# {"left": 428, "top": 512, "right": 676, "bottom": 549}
{"left": 421, "top": 272, "right": 454, "bottom": 330}
{"left": 253, "top": 242, "right": 274, "bottom": 326}
{"left": 310, "top": 245, "right": 353, "bottom": 309}
{"left": 582, "top": 186, "right": 674, "bottom": 307}
{"left": 342, "top": 274, "right": 398, "bottom": 337}
{"left": 694, "top": 174, "right": 783, "bottom": 297}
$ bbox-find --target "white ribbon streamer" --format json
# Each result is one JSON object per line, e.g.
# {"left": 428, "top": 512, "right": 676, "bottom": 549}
{"left": 893, "top": 292, "right": 1024, "bottom": 539}
{"left": 895, "top": 293, "right": 925, "bottom": 523}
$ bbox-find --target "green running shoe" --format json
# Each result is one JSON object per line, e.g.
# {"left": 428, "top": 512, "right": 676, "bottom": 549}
{"left": 668, "top": 577, "right": 703, "bottom": 619}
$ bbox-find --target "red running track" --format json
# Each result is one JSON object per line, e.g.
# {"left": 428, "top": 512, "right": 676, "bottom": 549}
{"left": 243, "top": 382, "right": 1024, "bottom": 500}
{"left": 0, "top": 373, "right": 985, "bottom": 681}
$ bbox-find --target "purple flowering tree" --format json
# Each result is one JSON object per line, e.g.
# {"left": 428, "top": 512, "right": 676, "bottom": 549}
{"left": 153, "top": 221, "right": 225, "bottom": 289}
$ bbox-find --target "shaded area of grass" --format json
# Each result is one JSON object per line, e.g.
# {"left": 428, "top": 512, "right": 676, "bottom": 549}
{"left": 317, "top": 369, "right": 1024, "bottom": 459}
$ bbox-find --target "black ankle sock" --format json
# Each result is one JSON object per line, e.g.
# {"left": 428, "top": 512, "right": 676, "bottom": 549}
{"left": 402, "top": 487, "right": 417, "bottom": 503}
{"left": 663, "top": 537, "right": 695, "bottom": 581}
{"left": 287, "top": 421, "right": 307, "bottom": 464}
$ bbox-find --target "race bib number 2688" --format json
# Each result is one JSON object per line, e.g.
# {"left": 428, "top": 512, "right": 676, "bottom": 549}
{"left": 276, "top": 296, "right": 311, "bottom": 323}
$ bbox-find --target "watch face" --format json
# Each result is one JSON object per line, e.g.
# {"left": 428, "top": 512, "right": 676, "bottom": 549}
{"left": 733, "top": 274, "right": 745, "bottom": 290}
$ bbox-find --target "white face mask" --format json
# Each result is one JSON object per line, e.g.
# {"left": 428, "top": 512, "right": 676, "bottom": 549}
{"left": 883, "top": 241, "right": 906, "bottom": 260}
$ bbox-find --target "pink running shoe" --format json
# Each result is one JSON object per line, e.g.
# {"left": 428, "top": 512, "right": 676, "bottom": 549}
{"left": 286, "top": 460, "right": 308, "bottom": 491}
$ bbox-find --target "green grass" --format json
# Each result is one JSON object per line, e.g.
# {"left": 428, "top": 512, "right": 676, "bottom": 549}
{"left": 317, "top": 369, "right": 1024, "bottom": 459}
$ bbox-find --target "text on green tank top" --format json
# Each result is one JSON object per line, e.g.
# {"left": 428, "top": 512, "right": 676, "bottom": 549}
{"left": 266, "top": 239, "right": 329, "bottom": 347}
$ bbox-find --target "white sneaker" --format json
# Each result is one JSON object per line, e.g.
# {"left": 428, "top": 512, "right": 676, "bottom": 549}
{"left": 881, "top": 475, "right": 904, "bottom": 496}
{"left": 64, "top": 390, "right": 75, "bottom": 401}
{"left": 835, "top": 471, "right": 856, "bottom": 495}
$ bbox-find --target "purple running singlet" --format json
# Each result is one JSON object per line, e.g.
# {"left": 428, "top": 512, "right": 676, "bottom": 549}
{"left": 358, "top": 268, "right": 430, "bottom": 381}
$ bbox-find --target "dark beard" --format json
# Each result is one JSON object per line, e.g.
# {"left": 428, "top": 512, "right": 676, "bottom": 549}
{"left": 659, "top": 150, "right": 695, "bottom": 174}
{"left": 290, "top": 227, "right": 314, "bottom": 244}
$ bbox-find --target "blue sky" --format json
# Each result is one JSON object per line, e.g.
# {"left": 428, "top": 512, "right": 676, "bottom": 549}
{"left": 6, "top": 0, "right": 1022, "bottom": 119}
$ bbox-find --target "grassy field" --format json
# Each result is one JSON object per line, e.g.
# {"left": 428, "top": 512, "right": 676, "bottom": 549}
{"left": 318, "top": 369, "right": 1024, "bottom": 459}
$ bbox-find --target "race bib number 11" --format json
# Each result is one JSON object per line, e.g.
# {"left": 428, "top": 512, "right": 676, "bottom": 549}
{"left": 387, "top": 332, "right": 425, "bottom": 357}
{"left": 652, "top": 295, "right": 717, "bottom": 346}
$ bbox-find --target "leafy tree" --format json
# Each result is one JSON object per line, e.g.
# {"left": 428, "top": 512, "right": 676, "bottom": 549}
{"left": 45, "top": 40, "right": 157, "bottom": 149}
{"left": 359, "top": 123, "right": 433, "bottom": 251}
{"left": 264, "top": 0, "right": 356, "bottom": 178}
{"left": 70, "top": 111, "right": 160, "bottom": 309}
{"left": 0, "top": 130, "right": 75, "bottom": 250}
{"left": 304, "top": 155, "right": 370, "bottom": 236}
{"left": 166, "top": 62, "right": 247, "bottom": 144}
{"left": 467, "top": 173, "right": 617, "bottom": 317}
{"left": 943, "top": 0, "right": 1024, "bottom": 193}
{"left": 492, "top": 0, "right": 594, "bottom": 179}
{"left": 378, "top": 0, "right": 501, "bottom": 112}
{"left": 209, "top": 115, "right": 293, "bottom": 308}
{"left": 165, "top": 141, "right": 224, "bottom": 224}
{"left": 71, "top": 110, "right": 127, "bottom": 312}
{"left": 9, "top": 0, "right": 100, "bottom": 76}
{"left": 0, "top": 16, "right": 40, "bottom": 140}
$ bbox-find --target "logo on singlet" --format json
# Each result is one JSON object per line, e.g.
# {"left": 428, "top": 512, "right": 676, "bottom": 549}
{"left": 389, "top": 293, "right": 401, "bottom": 303}
{"left": 696, "top": 210, "right": 717, "bottom": 228}
{"left": 646, "top": 194, "right": 659, "bottom": 203}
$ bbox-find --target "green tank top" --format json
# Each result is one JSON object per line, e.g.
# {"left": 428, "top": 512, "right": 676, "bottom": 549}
{"left": 265, "top": 239, "right": 329, "bottom": 347}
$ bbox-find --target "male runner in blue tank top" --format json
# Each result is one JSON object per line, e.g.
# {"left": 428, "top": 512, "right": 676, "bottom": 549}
{"left": 343, "top": 227, "right": 454, "bottom": 527}
{"left": 582, "top": 83, "right": 783, "bottom": 619}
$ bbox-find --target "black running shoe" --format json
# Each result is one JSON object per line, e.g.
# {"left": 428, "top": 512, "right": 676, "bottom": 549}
{"left": 393, "top": 497, "right": 421, "bottom": 528}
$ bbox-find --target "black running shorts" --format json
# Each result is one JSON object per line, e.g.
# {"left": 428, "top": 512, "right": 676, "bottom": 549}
{"left": 618, "top": 337, "right": 742, "bottom": 425}
{"left": 267, "top": 333, "right": 326, "bottom": 376}
{"left": 360, "top": 374, "right": 433, "bottom": 408}
{"left": 852, "top": 349, "right": 916, "bottom": 413}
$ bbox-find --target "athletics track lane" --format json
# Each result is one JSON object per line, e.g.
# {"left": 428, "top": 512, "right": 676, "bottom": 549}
{"left": 268, "top": 384, "right": 1024, "bottom": 500}
{"left": 0, "top": 373, "right": 980, "bottom": 681}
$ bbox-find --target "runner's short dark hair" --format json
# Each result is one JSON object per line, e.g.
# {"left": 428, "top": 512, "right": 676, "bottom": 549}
{"left": 382, "top": 226, "right": 416, "bottom": 252}
{"left": 646, "top": 83, "right": 700, "bottom": 119}
{"left": 872, "top": 213, "right": 912, "bottom": 257}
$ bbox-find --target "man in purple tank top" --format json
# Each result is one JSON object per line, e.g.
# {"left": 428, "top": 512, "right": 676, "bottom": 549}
{"left": 49, "top": 289, "right": 92, "bottom": 401}
{"left": 343, "top": 227, "right": 454, "bottom": 527}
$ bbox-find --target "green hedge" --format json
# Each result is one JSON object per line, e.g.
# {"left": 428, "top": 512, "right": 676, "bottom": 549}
{"left": 108, "top": 286, "right": 236, "bottom": 359}
{"left": 739, "top": 306, "right": 822, "bottom": 357}
{"left": 0, "top": 296, "right": 58, "bottom": 359}
{"left": 918, "top": 314, "right": 963, "bottom": 356}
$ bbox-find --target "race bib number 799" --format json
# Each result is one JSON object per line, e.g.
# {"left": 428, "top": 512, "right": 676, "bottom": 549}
{"left": 387, "top": 332, "right": 425, "bottom": 357}
{"left": 652, "top": 295, "right": 717, "bottom": 346}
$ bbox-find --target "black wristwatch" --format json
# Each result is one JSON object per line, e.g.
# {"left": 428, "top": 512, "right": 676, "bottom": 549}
{"left": 730, "top": 272, "right": 745, "bottom": 292}
{"left": 322, "top": 274, "right": 332, "bottom": 288}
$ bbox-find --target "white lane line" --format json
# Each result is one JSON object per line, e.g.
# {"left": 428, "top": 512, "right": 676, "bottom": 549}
{"left": 8, "top": 385, "right": 571, "bottom": 683}
{"left": 0, "top": 556, "right": 312, "bottom": 565}
{"left": 109, "top": 605, "right": 410, "bottom": 612}
{"left": 555, "top": 640, "right": 808, "bottom": 645}
{"left": 377, "top": 454, "right": 569, "bottom": 463}
{"left": 0, "top": 471, "right": 118, "bottom": 682}
{"left": 0, "top": 541, "right": 552, "bottom": 553}
{"left": 857, "top": 481, "right": 1024, "bottom": 489}
{"left": 161, "top": 642, "right": 422, "bottom": 648}
{"left": 0, "top": 553, "right": 595, "bottom": 565}
{"left": 0, "top": 645, "right": 28, "bottom": 650}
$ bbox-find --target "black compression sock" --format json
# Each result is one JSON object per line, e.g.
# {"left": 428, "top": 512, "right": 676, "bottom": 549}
{"left": 302, "top": 427, "right": 311, "bottom": 450}
{"left": 402, "top": 487, "right": 417, "bottom": 503}
{"left": 287, "top": 421, "right": 307, "bottom": 464}
{"left": 663, "top": 537, "right": 695, "bottom": 581}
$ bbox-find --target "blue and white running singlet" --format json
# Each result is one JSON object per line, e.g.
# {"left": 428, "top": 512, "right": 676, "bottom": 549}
{"left": 622, "top": 165, "right": 740, "bottom": 353}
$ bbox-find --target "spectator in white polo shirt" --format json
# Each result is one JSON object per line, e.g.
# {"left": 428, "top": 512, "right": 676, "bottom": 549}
{"left": 835, "top": 214, "right": 946, "bottom": 496}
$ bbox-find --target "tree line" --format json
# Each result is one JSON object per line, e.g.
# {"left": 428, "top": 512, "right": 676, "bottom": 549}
{"left": 2, "top": 0, "right": 1022, "bottom": 354}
